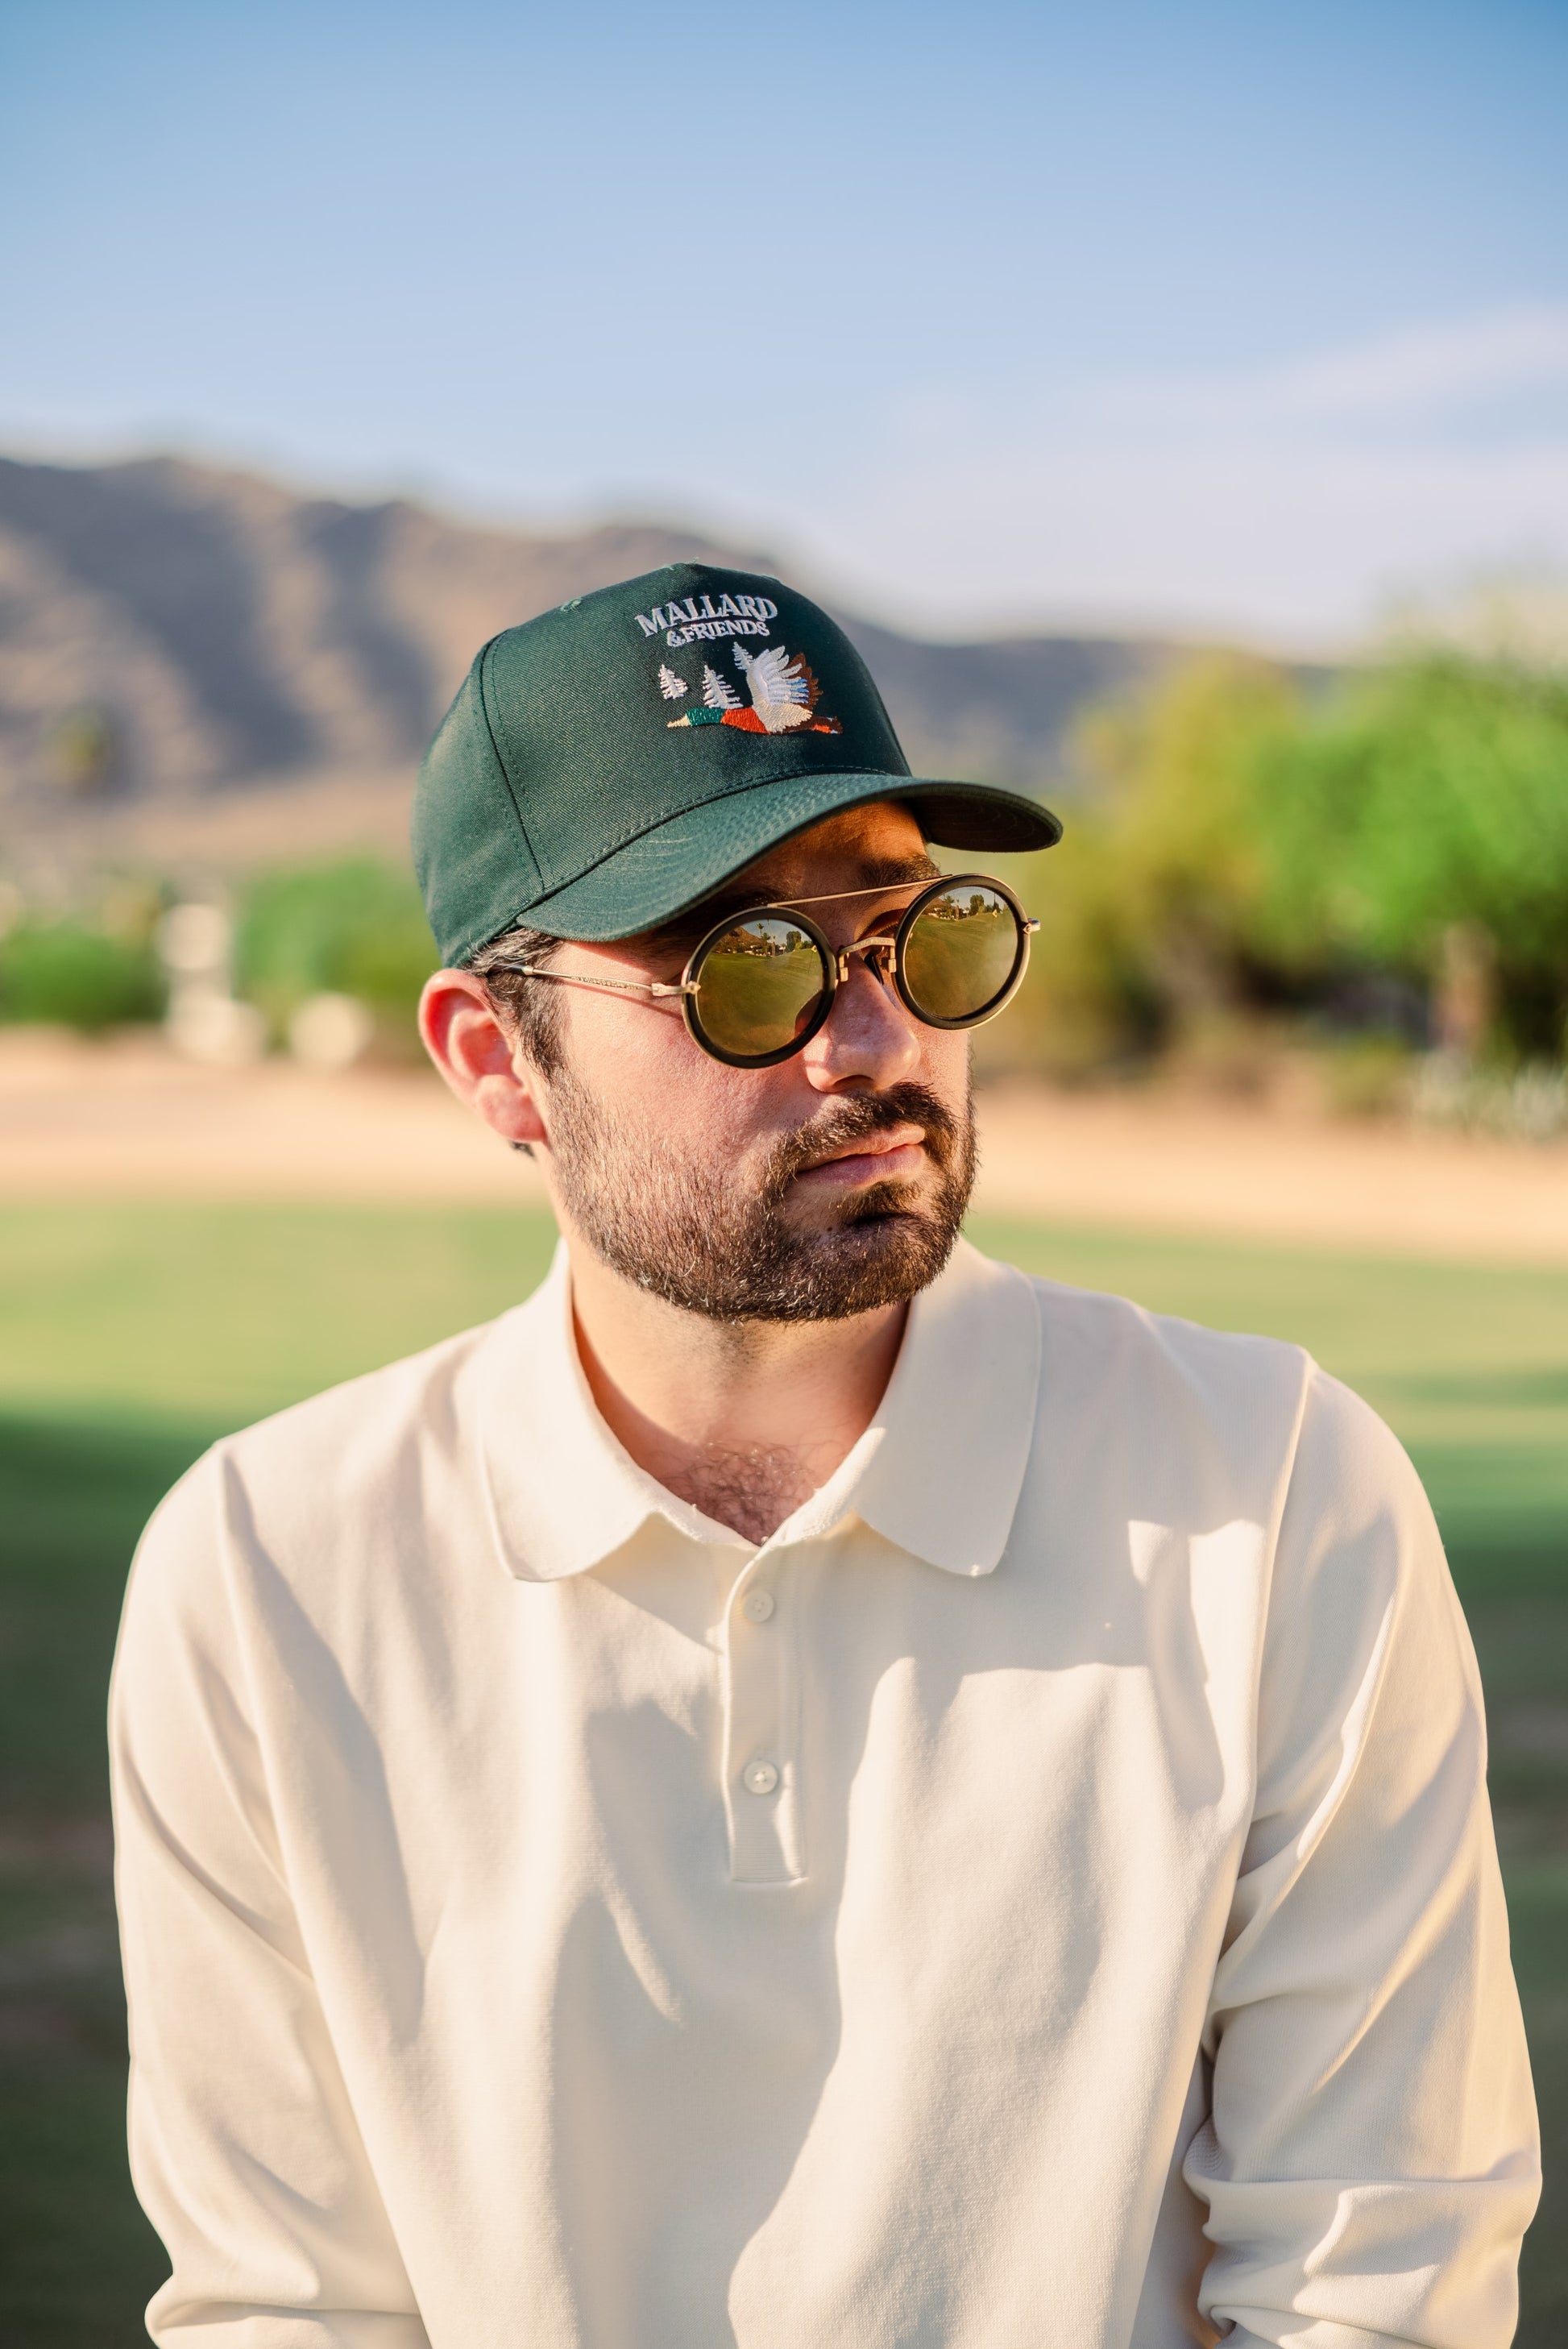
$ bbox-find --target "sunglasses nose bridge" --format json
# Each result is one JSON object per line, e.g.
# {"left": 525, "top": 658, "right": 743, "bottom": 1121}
{"left": 835, "top": 936, "right": 898, "bottom": 987}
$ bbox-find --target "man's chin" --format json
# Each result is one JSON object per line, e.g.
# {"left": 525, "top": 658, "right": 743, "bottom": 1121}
{"left": 784, "top": 1171, "right": 937, "bottom": 1235}
{"left": 753, "top": 1182, "right": 963, "bottom": 1322}
{"left": 547, "top": 1070, "right": 975, "bottom": 1324}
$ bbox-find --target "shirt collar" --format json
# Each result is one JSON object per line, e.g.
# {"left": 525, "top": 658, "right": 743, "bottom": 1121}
{"left": 838, "top": 1237, "right": 1041, "bottom": 1576}
{"left": 475, "top": 1235, "right": 1040, "bottom": 1586}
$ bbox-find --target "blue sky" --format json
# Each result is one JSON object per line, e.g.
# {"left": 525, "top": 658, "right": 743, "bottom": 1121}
{"left": 3, "top": 0, "right": 1566, "bottom": 643}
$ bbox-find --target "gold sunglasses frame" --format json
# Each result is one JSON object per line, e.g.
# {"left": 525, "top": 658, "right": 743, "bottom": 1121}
{"left": 484, "top": 870, "right": 1039, "bottom": 1069}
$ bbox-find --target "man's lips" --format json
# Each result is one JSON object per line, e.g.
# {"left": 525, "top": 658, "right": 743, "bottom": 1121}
{"left": 792, "top": 1126, "right": 929, "bottom": 1189}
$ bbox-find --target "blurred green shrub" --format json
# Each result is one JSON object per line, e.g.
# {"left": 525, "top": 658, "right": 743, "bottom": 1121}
{"left": 234, "top": 860, "right": 436, "bottom": 1058}
{"left": 1317, "top": 1033, "right": 1416, "bottom": 1119}
{"left": 0, "top": 919, "right": 165, "bottom": 1031}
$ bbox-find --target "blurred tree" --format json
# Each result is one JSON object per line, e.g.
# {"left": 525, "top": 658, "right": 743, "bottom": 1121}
{"left": 984, "top": 644, "right": 1568, "bottom": 1082}
{"left": 975, "top": 655, "right": 1301, "bottom": 1077}
{"left": 1080, "top": 654, "right": 1300, "bottom": 1018}
{"left": 1252, "top": 654, "right": 1568, "bottom": 1061}
{"left": 970, "top": 822, "right": 1164, "bottom": 1081}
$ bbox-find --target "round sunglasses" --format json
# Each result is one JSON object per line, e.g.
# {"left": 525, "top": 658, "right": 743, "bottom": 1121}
{"left": 487, "top": 872, "right": 1038, "bottom": 1069}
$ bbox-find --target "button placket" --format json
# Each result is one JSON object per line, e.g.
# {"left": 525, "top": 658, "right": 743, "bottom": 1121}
{"left": 720, "top": 1551, "right": 804, "bottom": 1886}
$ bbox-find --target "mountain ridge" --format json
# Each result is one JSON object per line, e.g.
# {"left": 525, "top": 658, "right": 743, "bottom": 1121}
{"left": 0, "top": 453, "right": 1193, "bottom": 852}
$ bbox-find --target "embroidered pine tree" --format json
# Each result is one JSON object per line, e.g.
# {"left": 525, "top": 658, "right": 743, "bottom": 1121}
{"left": 657, "top": 665, "right": 688, "bottom": 700}
{"left": 666, "top": 641, "right": 842, "bottom": 734}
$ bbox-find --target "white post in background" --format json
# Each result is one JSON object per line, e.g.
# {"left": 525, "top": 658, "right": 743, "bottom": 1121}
{"left": 156, "top": 903, "right": 266, "bottom": 1065}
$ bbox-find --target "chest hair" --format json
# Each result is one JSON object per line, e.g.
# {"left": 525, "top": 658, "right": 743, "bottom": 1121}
{"left": 662, "top": 1441, "right": 816, "bottom": 1548}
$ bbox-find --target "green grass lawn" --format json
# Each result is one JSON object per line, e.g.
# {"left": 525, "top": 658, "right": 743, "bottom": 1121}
{"left": 0, "top": 1201, "right": 1563, "bottom": 2343}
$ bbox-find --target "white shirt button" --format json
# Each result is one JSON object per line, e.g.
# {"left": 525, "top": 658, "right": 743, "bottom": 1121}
{"left": 742, "top": 1759, "right": 779, "bottom": 1796}
{"left": 742, "top": 1588, "right": 775, "bottom": 1622}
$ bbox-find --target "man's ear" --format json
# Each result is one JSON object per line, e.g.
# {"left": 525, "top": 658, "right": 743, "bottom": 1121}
{"left": 418, "top": 969, "right": 548, "bottom": 1150}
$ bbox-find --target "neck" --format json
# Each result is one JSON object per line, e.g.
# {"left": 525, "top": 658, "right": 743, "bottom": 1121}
{"left": 563, "top": 1235, "right": 908, "bottom": 1546}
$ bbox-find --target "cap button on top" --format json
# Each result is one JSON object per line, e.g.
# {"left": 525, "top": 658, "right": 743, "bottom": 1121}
{"left": 742, "top": 1587, "right": 775, "bottom": 1622}
{"left": 742, "top": 1760, "right": 779, "bottom": 1796}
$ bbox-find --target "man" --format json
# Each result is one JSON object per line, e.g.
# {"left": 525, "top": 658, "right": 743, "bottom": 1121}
{"left": 113, "top": 566, "right": 1538, "bottom": 2348}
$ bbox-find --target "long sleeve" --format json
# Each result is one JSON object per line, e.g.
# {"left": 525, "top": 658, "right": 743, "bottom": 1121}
{"left": 1185, "top": 1368, "right": 1540, "bottom": 2348}
{"left": 110, "top": 1450, "right": 429, "bottom": 2349}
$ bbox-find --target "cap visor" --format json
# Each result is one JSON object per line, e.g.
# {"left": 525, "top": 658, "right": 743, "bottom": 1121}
{"left": 518, "top": 770, "right": 1062, "bottom": 942}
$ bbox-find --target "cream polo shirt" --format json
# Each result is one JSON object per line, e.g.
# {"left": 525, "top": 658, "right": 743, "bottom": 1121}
{"left": 110, "top": 1239, "right": 1538, "bottom": 2349}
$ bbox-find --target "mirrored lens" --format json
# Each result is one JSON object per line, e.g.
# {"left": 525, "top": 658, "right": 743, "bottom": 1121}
{"left": 901, "top": 885, "right": 1023, "bottom": 1023}
{"left": 691, "top": 917, "right": 830, "bottom": 1060}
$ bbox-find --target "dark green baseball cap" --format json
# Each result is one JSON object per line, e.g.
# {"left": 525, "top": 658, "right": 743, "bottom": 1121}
{"left": 413, "top": 561, "right": 1062, "bottom": 962}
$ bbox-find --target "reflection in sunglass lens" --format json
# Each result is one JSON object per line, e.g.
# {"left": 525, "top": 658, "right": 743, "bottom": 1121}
{"left": 901, "top": 885, "right": 1023, "bottom": 1023}
{"left": 691, "top": 917, "right": 830, "bottom": 1060}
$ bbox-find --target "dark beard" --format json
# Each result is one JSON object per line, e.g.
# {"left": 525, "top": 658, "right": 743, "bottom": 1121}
{"left": 543, "top": 1077, "right": 977, "bottom": 1323}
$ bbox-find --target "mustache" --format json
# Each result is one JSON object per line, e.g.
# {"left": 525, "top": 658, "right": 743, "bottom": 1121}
{"left": 762, "top": 1083, "right": 961, "bottom": 1197}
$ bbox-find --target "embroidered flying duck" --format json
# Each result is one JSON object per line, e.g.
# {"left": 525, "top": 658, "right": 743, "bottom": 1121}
{"left": 666, "top": 641, "right": 842, "bottom": 735}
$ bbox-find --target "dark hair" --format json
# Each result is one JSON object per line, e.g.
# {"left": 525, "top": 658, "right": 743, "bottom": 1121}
{"left": 464, "top": 920, "right": 565, "bottom": 1077}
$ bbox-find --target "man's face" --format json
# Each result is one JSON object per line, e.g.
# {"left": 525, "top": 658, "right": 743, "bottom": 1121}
{"left": 525, "top": 802, "right": 977, "bottom": 1322}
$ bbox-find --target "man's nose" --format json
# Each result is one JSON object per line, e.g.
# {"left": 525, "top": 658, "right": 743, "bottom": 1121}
{"left": 799, "top": 948, "right": 923, "bottom": 1092}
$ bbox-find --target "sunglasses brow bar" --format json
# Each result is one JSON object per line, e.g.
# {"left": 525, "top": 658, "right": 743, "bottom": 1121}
{"left": 645, "top": 877, "right": 945, "bottom": 934}
{"left": 766, "top": 878, "right": 937, "bottom": 909}
{"left": 478, "top": 892, "right": 921, "bottom": 989}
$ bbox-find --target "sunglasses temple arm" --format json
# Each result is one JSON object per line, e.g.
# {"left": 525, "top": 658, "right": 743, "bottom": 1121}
{"left": 480, "top": 962, "right": 699, "bottom": 999}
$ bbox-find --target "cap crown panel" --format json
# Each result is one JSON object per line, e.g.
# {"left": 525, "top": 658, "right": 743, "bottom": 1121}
{"left": 411, "top": 557, "right": 1060, "bottom": 963}
{"left": 481, "top": 566, "right": 910, "bottom": 897}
